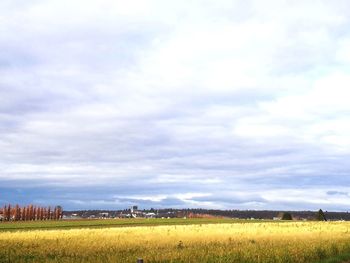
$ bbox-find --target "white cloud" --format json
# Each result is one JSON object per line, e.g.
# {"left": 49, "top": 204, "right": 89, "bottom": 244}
{"left": 1, "top": 0, "right": 350, "bottom": 210}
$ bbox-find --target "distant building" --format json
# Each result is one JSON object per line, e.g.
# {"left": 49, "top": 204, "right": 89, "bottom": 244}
{"left": 145, "top": 212, "right": 156, "bottom": 218}
{"left": 99, "top": 212, "right": 109, "bottom": 218}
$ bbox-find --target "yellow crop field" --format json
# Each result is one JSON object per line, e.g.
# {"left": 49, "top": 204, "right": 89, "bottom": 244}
{"left": 1, "top": 221, "right": 350, "bottom": 263}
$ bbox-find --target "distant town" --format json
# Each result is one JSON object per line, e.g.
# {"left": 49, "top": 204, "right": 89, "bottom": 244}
{"left": 63, "top": 206, "right": 350, "bottom": 221}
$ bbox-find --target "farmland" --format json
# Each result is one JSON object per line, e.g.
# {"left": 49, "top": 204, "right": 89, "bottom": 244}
{"left": 0, "top": 218, "right": 235, "bottom": 231}
{"left": 1, "top": 220, "right": 350, "bottom": 262}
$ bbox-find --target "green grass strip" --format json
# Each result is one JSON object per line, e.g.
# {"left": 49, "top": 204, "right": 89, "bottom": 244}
{"left": 318, "top": 252, "right": 350, "bottom": 263}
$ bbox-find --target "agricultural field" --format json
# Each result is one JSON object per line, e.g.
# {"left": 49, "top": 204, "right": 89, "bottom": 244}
{"left": 1, "top": 220, "right": 350, "bottom": 263}
{"left": 0, "top": 218, "right": 235, "bottom": 231}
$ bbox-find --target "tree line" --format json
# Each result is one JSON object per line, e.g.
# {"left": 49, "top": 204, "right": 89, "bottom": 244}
{"left": 0, "top": 204, "right": 63, "bottom": 221}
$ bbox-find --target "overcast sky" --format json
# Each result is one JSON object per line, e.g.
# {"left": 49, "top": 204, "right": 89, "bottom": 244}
{"left": 1, "top": 0, "right": 350, "bottom": 211}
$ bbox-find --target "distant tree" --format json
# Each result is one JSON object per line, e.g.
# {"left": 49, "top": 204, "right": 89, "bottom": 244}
{"left": 6, "top": 204, "right": 11, "bottom": 221}
{"left": 28, "top": 205, "right": 33, "bottom": 220}
{"left": 53, "top": 207, "right": 57, "bottom": 220}
{"left": 3, "top": 205, "right": 8, "bottom": 221}
{"left": 281, "top": 212, "right": 293, "bottom": 220}
{"left": 59, "top": 206, "right": 63, "bottom": 219}
{"left": 40, "top": 207, "right": 44, "bottom": 220}
{"left": 26, "top": 205, "right": 30, "bottom": 221}
{"left": 33, "top": 207, "right": 37, "bottom": 220}
{"left": 22, "top": 207, "right": 26, "bottom": 221}
{"left": 14, "top": 204, "right": 20, "bottom": 221}
{"left": 316, "top": 209, "right": 327, "bottom": 221}
{"left": 1, "top": 204, "right": 62, "bottom": 221}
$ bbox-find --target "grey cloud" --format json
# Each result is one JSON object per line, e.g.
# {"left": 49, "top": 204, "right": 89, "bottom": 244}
{"left": 1, "top": 0, "right": 350, "bottom": 211}
{"left": 114, "top": 197, "right": 187, "bottom": 208}
{"left": 190, "top": 195, "right": 267, "bottom": 205}
{"left": 327, "top": 191, "right": 349, "bottom": 196}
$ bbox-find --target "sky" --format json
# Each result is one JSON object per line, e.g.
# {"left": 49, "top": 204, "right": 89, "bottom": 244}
{"left": 1, "top": 0, "right": 350, "bottom": 211}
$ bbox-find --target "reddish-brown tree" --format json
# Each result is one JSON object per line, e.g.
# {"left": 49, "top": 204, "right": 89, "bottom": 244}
{"left": 6, "top": 204, "right": 11, "bottom": 221}
{"left": 14, "top": 204, "right": 20, "bottom": 221}
{"left": 1, "top": 205, "right": 63, "bottom": 221}
{"left": 23, "top": 207, "right": 27, "bottom": 221}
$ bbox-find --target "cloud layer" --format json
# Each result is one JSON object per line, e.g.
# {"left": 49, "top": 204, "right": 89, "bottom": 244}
{"left": 1, "top": 0, "right": 350, "bottom": 210}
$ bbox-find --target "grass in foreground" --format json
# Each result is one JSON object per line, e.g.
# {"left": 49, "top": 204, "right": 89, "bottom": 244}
{"left": 1, "top": 221, "right": 350, "bottom": 262}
